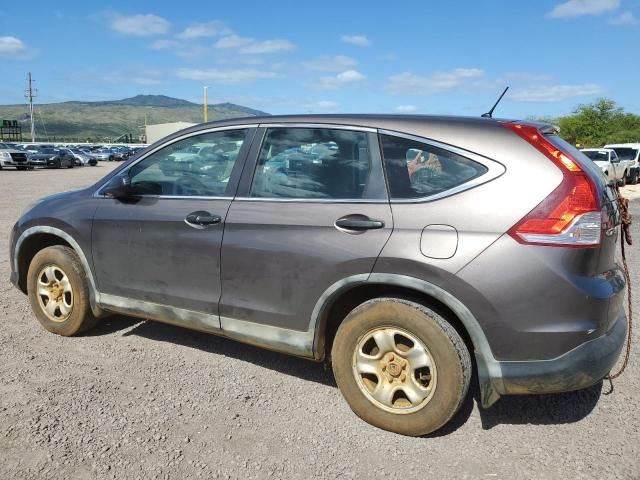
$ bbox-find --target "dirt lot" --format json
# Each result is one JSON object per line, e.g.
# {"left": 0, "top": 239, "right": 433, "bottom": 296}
{"left": 0, "top": 164, "right": 638, "bottom": 479}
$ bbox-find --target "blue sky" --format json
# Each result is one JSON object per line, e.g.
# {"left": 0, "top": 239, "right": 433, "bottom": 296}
{"left": 0, "top": 0, "right": 638, "bottom": 118}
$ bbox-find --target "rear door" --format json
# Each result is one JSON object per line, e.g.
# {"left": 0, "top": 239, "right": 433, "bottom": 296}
{"left": 219, "top": 125, "right": 392, "bottom": 335}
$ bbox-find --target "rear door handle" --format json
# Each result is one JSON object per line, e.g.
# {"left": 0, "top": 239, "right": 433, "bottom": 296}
{"left": 185, "top": 211, "right": 222, "bottom": 227}
{"left": 335, "top": 214, "right": 385, "bottom": 231}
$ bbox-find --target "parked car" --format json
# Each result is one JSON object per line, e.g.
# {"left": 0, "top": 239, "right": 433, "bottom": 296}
{"left": 58, "top": 148, "right": 83, "bottom": 167}
{"left": 0, "top": 142, "right": 30, "bottom": 170}
{"left": 69, "top": 148, "right": 97, "bottom": 166}
{"left": 111, "top": 146, "right": 132, "bottom": 161}
{"left": 28, "top": 148, "right": 74, "bottom": 169}
{"left": 580, "top": 148, "right": 620, "bottom": 181}
{"left": 604, "top": 143, "right": 640, "bottom": 185}
{"left": 91, "top": 148, "right": 114, "bottom": 161}
{"left": 9, "top": 115, "right": 626, "bottom": 436}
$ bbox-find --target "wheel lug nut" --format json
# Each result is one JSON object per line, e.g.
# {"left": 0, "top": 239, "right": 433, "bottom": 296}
{"left": 389, "top": 354, "right": 394, "bottom": 361}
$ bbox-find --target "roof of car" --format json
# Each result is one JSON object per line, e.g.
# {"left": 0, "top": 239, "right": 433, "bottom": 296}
{"left": 604, "top": 143, "right": 640, "bottom": 148}
{"left": 198, "top": 113, "right": 513, "bottom": 128}
{"left": 580, "top": 148, "right": 614, "bottom": 152}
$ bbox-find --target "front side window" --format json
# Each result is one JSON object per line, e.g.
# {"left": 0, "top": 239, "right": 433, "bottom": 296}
{"left": 380, "top": 134, "right": 488, "bottom": 199}
{"left": 128, "top": 129, "right": 248, "bottom": 197}
{"left": 250, "top": 127, "right": 373, "bottom": 199}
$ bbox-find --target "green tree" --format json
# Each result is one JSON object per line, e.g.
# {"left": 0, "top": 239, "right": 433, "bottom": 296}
{"left": 555, "top": 98, "right": 640, "bottom": 147}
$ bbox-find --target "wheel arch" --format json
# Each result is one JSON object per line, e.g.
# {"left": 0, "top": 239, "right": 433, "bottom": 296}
{"left": 14, "top": 226, "right": 102, "bottom": 316}
{"left": 311, "top": 273, "right": 503, "bottom": 407}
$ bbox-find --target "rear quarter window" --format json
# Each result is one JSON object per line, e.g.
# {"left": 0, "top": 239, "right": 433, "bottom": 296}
{"left": 379, "top": 134, "right": 488, "bottom": 199}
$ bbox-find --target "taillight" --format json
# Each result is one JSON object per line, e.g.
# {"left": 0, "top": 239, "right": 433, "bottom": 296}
{"left": 502, "top": 122, "right": 602, "bottom": 247}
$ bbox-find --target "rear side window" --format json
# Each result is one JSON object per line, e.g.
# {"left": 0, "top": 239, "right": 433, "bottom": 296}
{"left": 251, "top": 127, "right": 373, "bottom": 199}
{"left": 379, "top": 134, "right": 487, "bottom": 199}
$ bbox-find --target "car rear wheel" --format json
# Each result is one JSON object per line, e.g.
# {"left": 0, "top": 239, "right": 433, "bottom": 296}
{"left": 331, "top": 297, "right": 471, "bottom": 436}
{"left": 27, "top": 246, "right": 98, "bottom": 336}
{"left": 629, "top": 171, "right": 639, "bottom": 185}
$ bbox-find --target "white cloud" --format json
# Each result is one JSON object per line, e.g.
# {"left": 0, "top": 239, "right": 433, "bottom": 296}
{"left": 99, "top": 68, "right": 164, "bottom": 86}
{"left": 109, "top": 13, "right": 170, "bottom": 36}
{"left": 303, "top": 55, "right": 357, "bottom": 72}
{"left": 214, "top": 35, "right": 293, "bottom": 54}
{"left": 609, "top": 11, "right": 637, "bottom": 24}
{"left": 0, "top": 36, "right": 29, "bottom": 58}
{"left": 303, "top": 100, "right": 338, "bottom": 111}
{"left": 176, "top": 68, "right": 277, "bottom": 84}
{"left": 239, "top": 39, "right": 294, "bottom": 55}
{"left": 548, "top": 0, "right": 620, "bottom": 18}
{"left": 214, "top": 34, "right": 254, "bottom": 49}
{"left": 149, "top": 39, "right": 210, "bottom": 59}
{"left": 510, "top": 83, "right": 604, "bottom": 102}
{"left": 149, "top": 39, "right": 180, "bottom": 50}
{"left": 317, "top": 69, "right": 366, "bottom": 89}
{"left": 388, "top": 68, "right": 485, "bottom": 95}
{"left": 395, "top": 105, "right": 418, "bottom": 113}
{"left": 176, "top": 21, "right": 230, "bottom": 39}
{"left": 341, "top": 35, "right": 370, "bottom": 46}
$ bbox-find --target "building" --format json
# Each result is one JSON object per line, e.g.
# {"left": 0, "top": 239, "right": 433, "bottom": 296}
{"left": 145, "top": 121, "right": 197, "bottom": 144}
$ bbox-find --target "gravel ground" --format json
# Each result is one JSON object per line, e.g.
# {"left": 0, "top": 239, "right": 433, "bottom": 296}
{"left": 0, "top": 164, "right": 638, "bottom": 480}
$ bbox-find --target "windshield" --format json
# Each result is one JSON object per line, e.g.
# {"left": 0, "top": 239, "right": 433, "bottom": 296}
{"left": 41, "top": 148, "right": 57, "bottom": 154}
{"left": 0, "top": 143, "right": 7, "bottom": 149}
{"left": 610, "top": 148, "right": 638, "bottom": 161}
{"left": 582, "top": 150, "right": 609, "bottom": 162}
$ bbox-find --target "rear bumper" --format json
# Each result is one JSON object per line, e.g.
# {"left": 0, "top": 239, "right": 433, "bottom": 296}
{"left": 479, "top": 312, "right": 627, "bottom": 407}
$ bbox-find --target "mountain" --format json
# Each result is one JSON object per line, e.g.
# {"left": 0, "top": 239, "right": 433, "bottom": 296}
{"left": 0, "top": 95, "right": 270, "bottom": 142}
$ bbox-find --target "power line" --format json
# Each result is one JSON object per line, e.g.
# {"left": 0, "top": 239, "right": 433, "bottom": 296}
{"left": 24, "top": 72, "right": 37, "bottom": 142}
{"left": 36, "top": 107, "right": 50, "bottom": 142}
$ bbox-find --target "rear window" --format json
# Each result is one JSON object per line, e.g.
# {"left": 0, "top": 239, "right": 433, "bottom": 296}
{"left": 379, "top": 134, "right": 487, "bottom": 199}
{"left": 582, "top": 150, "right": 609, "bottom": 162}
{"left": 610, "top": 148, "right": 638, "bottom": 161}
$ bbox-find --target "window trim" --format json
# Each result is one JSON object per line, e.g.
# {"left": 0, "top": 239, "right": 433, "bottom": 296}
{"left": 378, "top": 129, "right": 506, "bottom": 203}
{"left": 94, "top": 124, "right": 258, "bottom": 199}
{"left": 237, "top": 124, "right": 387, "bottom": 203}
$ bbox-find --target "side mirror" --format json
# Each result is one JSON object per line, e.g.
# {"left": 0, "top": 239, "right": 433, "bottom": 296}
{"left": 103, "top": 174, "right": 131, "bottom": 198}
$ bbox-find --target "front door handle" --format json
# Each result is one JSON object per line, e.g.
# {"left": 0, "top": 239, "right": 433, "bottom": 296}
{"left": 185, "top": 211, "right": 222, "bottom": 227}
{"left": 335, "top": 214, "right": 385, "bottom": 231}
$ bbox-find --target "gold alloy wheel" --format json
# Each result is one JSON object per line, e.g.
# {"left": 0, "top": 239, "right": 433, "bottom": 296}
{"left": 36, "top": 264, "right": 74, "bottom": 322}
{"left": 352, "top": 326, "right": 437, "bottom": 414}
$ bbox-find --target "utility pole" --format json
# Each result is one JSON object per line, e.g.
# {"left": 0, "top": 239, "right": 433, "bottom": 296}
{"left": 24, "top": 72, "right": 37, "bottom": 142}
{"left": 203, "top": 85, "right": 208, "bottom": 123}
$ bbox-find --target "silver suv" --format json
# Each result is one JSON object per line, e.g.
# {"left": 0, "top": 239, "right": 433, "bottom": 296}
{"left": 9, "top": 115, "right": 627, "bottom": 436}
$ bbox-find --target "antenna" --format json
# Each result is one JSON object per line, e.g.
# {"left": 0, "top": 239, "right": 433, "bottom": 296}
{"left": 24, "top": 72, "right": 38, "bottom": 142}
{"left": 481, "top": 86, "right": 509, "bottom": 118}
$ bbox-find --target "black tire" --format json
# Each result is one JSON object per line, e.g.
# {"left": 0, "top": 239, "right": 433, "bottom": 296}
{"left": 621, "top": 173, "right": 627, "bottom": 187}
{"left": 331, "top": 298, "right": 471, "bottom": 436}
{"left": 27, "top": 245, "right": 99, "bottom": 336}
{"left": 56, "top": 159, "right": 62, "bottom": 169}
{"left": 630, "top": 171, "right": 639, "bottom": 185}
{"left": 17, "top": 166, "right": 27, "bottom": 171}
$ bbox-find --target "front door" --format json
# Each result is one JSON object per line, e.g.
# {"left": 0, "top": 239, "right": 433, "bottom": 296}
{"left": 91, "top": 127, "right": 256, "bottom": 326}
{"left": 220, "top": 126, "right": 393, "bottom": 336}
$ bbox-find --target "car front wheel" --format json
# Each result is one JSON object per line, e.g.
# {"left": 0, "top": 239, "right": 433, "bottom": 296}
{"left": 27, "top": 246, "right": 98, "bottom": 336}
{"left": 331, "top": 298, "right": 471, "bottom": 436}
